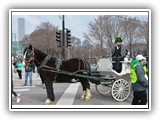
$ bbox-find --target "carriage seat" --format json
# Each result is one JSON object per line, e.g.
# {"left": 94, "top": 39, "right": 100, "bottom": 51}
{"left": 97, "top": 58, "right": 131, "bottom": 76}
{"left": 112, "top": 59, "right": 131, "bottom": 76}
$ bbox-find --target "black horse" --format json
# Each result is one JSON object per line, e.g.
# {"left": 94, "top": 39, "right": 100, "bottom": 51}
{"left": 24, "top": 45, "right": 94, "bottom": 105}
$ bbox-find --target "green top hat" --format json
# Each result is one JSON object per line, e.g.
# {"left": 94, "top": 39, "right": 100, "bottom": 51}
{"left": 115, "top": 37, "right": 122, "bottom": 42}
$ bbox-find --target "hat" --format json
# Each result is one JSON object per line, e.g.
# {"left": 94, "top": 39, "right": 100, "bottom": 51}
{"left": 136, "top": 54, "right": 146, "bottom": 61}
{"left": 115, "top": 37, "right": 122, "bottom": 42}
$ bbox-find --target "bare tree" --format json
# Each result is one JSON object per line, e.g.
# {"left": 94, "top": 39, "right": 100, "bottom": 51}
{"left": 101, "top": 15, "right": 128, "bottom": 54}
{"left": 83, "top": 16, "right": 105, "bottom": 56}
{"left": 29, "top": 22, "right": 59, "bottom": 54}
{"left": 83, "top": 15, "right": 148, "bottom": 57}
{"left": 70, "top": 36, "right": 81, "bottom": 49}
{"left": 122, "top": 17, "right": 142, "bottom": 55}
{"left": 20, "top": 35, "right": 30, "bottom": 48}
{"left": 138, "top": 20, "right": 149, "bottom": 56}
{"left": 83, "top": 15, "right": 128, "bottom": 56}
{"left": 67, "top": 36, "right": 81, "bottom": 58}
{"left": 84, "top": 15, "right": 129, "bottom": 55}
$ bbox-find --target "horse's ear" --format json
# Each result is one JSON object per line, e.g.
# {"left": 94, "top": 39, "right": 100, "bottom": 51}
{"left": 29, "top": 45, "right": 32, "bottom": 50}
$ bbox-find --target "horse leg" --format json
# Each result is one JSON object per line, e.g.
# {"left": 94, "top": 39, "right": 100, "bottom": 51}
{"left": 85, "top": 88, "right": 91, "bottom": 101}
{"left": 80, "top": 90, "right": 86, "bottom": 101}
{"left": 80, "top": 78, "right": 91, "bottom": 101}
{"left": 79, "top": 78, "right": 86, "bottom": 100}
{"left": 84, "top": 79, "right": 91, "bottom": 101}
{"left": 44, "top": 79, "right": 55, "bottom": 105}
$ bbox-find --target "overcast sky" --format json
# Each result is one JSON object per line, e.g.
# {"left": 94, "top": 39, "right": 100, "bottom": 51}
{"left": 12, "top": 13, "right": 148, "bottom": 41}
{"left": 12, "top": 15, "right": 98, "bottom": 41}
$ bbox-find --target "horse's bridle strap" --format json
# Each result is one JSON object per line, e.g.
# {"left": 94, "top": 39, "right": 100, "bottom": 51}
{"left": 37, "top": 50, "right": 53, "bottom": 71}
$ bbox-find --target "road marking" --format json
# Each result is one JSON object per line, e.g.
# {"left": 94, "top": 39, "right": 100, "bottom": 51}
{"left": 56, "top": 83, "right": 80, "bottom": 105}
{"left": 14, "top": 88, "right": 30, "bottom": 92}
{"left": 14, "top": 85, "right": 36, "bottom": 89}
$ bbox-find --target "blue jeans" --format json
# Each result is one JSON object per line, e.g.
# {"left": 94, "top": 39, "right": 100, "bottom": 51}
{"left": 25, "top": 71, "right": 32, "bottom": 86}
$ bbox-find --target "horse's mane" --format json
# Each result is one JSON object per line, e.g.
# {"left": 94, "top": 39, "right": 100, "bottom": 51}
{"left": 34, "top": 48, "right": 47, "bottom": 57}
{"left": 25, "top": 47, "right": 87, "bottom": 63}
{"left": 34, "top": 48, "right": 56, "bottom": 62}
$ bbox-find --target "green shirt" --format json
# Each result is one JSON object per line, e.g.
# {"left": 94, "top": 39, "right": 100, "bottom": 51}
{"left": 16, "top": 62, "right": 23, "bottom": 70}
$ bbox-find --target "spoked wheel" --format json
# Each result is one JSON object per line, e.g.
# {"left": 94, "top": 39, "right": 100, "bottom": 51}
{"left": 111, "top": 79, "right": 130, "bottom": 102}
{"left": 95, "top": 83, "right": 111, "bottom": 95}
{"left": 95, "top": 76, "right": 116, "bottom": 95}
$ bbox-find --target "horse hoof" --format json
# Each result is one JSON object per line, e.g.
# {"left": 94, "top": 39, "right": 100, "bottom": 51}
{"left": 85, "top": 89, "right": 91, "bottom": 101}
{"left": 80, "top": 96, "right": 85, "bottom": 100}
{"left": 45, "top": 99, "right": 53, "bottom": 105}
{"left": 80, "top": 91, "right": 86, "bottom": 101}
{"left": 84, "top": 96, "right": 90, "bottom": 101}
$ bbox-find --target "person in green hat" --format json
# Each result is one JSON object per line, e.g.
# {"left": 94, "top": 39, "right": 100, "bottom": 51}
{"left": 112, "top": 37, "right": 130, "bottom": 73}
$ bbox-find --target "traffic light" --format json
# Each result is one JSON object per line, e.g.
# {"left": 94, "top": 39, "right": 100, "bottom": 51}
{"left": 56, "top": 30, "right": 61, "bottom": 47}
{"left": 66, "top": 29, "right": 71, "bottom": 47}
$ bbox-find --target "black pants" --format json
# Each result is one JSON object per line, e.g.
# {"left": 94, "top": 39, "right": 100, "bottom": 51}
{"left": 132, "top": 90, "right": 147, "bottom": 105}
{"left": 112, "top": 56, "right": 123, "bottom": 73}
{"left": 17, "top": 70, "right": 22, "bottom": 79}
{"left": 11, "top": 79, "right": 17, "bottom": 97}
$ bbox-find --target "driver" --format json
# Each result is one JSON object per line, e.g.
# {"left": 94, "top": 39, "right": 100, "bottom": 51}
{"left": 112, "top": 37, "right": 130, "bottom": 73}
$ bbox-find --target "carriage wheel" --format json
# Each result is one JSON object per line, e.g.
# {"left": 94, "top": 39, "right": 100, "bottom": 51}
{"left": 111, "top": 79, "right": 130, "bottom": 102}
{"left": 95, "top": 83, "right": 111, "bottom": 95}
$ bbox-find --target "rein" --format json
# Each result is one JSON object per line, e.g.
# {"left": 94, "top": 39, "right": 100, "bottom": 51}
{"left": 68, "top": 58, "right": 90, "bottom": 75}
{"left": 24, "top": 49, "right": 34, "bottom": 68}
{"left": 33, "top": 48, "right": 90, "bottom": 77}
{"left": 36, "top": 50, "right": 53, "bottom": 72}
{"left": 32, "top": 49, "right": 54, "bottom": 77}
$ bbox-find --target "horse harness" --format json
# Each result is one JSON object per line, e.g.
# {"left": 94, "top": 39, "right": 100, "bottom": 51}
{"left": 36, "top": 50, "right": 53, "bottom": 72}
{"left": 77, "top": 58, "right": 90, "bottom": 75}
{"left": 24, "top": 49, "right": 34, "bottom": 68}
{"left": 32, "top": 48, "right": 90, "bottom": 78}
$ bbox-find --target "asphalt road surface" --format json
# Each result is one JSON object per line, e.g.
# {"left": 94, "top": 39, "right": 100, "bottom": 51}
{"left": 11, "top": 71, "right": 133, "bottom": 109}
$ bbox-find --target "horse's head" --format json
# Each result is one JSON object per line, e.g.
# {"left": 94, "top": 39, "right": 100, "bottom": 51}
{"left": 24, "top": 45, "right": 51, "bottom": 62}
{"left": 23, "top": 45, "right": 35, "bottom": 67}
{"left": 24, "top": 45, "right": 57, "bottom": 67}
{"left": 23, "top": 45, "right": 35, "bottom": 63}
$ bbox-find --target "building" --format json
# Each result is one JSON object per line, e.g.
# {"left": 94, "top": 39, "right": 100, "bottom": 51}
{"left": 82, "top": 39, "right": 90, "bottom": 47}
{"left": 18, "top": 18, "right": 25, "bottom": 41}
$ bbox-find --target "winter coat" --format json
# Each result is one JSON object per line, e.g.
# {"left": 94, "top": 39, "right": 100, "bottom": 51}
{"left": 112, "top": 44, "right": 128, "bottom": 57}
{"left": 130, "top": 59, "right": 148, "bottom": 91}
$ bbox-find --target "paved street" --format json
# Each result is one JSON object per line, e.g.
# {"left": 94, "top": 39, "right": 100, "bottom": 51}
{"left": 11, "top": 69, "right": 133, "bottom": 108}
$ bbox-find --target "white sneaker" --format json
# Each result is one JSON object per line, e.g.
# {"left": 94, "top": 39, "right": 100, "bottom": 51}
{"left": 16, "top": 96, "right": 21, "bottom": 103}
